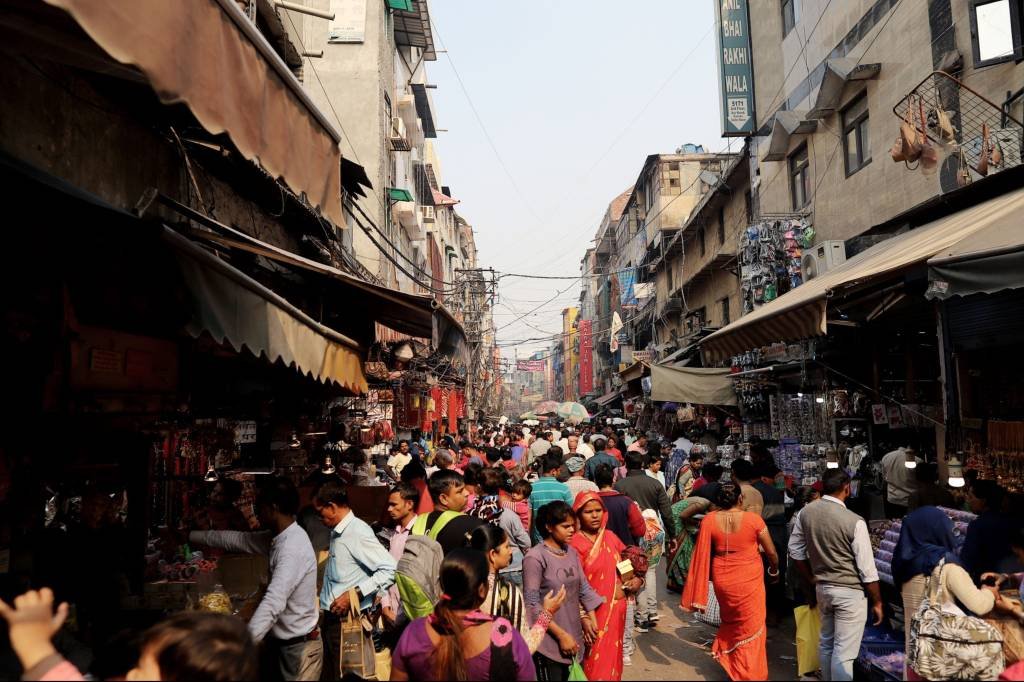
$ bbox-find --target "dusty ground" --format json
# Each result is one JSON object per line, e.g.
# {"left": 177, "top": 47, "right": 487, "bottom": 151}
{"left": 623, "top": 578, "right": 798, "bottom": 681}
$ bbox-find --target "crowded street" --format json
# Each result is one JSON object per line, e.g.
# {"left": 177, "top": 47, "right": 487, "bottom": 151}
{"left": 2, "top": 0, "right": 1024, "bottom": 681}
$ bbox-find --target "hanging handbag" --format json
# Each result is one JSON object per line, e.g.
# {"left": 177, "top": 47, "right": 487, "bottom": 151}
{"left": 907, "top": 561, "right": 1004, "bottom": 680}
{"left": 919, "top": 97, "right": 939, "bottom": 175}
{"left": 978, "top": 122, "right": 992, "bottom": 176}
{"left": 892, "top": 95, "right": 924, "bottom": 163}
{"left": 364, "top": 345, "right": 389, "bottom": 381}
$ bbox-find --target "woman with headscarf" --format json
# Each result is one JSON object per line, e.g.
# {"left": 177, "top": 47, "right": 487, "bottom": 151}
{"left": 569, "top": 491, "right": 644, "bottom": 681}
{"left": 892, "top": 505, "right": 1000, "bottom": 679}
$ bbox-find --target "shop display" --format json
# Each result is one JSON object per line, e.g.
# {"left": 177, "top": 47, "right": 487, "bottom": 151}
{"left": 739, "top": 218, "right": 812, "bottom": 314}
{"left": 873, "top": 507, "right": 976, "bottom": 585}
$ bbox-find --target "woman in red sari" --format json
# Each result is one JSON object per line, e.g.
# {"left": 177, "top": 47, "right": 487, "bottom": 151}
{"left": 569, "top": 491, "right": 644, "bottom": 681}
{"left": 681, "top": 483, "right": 780, "bottom": 681}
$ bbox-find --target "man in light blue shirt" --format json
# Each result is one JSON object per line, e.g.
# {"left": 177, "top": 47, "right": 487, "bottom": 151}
{"left": 313, "top": 481, "right": 396, "bottom": 680}
{"left": 190, "top": 477, "right": 321, "bottom": 681}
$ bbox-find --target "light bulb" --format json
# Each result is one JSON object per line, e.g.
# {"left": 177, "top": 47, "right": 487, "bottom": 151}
{"left": 203, "top": 464, "right": 218, "bottom": 482}
{"left": 797, "top": 392, "right": 804, "bottom": 398}
{"left": 948, "top": 452, "right": 964, "bottom": 487}
{"left": 322, "top": 456, "right": 336, "bottom": 475}
{"left": 290, "top": 432, "right": 301, "bottom": 449}
{"left": 816, "top": 396, "right": 825, "bottom": 404}
{"left": 904, "top": 449, "right": 917, "bottom": 469}
{"left": 826, "top": 461, "right": 839, "bottom": 469}
{"left": 948, "top": 475, "right": 965, "bottom": 488}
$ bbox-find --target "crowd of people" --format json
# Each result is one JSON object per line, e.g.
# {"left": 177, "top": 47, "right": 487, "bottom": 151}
{"left": 4, "top": 423, "right": 1024, "bottom": 681}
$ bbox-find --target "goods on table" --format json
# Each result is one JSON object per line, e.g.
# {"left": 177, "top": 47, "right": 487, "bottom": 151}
{"left": 873, "top": 507, "right": 976, "bottom": 584}
{"left": 198, "top": 584, "right": 233, "bottom": 614}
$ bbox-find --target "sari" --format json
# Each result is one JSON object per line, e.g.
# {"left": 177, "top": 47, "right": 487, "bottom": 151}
{"left": 569, "top": 491, "right": 626, "bottom": 681}
{"left": 681, "top": 511, "right": 768, "bottom": 681}
{"left": 666, "top": 498, "right": 698, "bottom": 592}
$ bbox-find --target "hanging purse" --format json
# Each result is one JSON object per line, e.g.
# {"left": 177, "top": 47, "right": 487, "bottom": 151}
{"left": 919, "top": 97, "right": 939, "bottom": 175}
{"left": 978, "top": 122, "right": 991, "bottom": 177}
{"left": 892, "top": 95, "right": 924, "bottom": 164}
{"left": 363, "top": 344, "right": 389, "bottom": 381}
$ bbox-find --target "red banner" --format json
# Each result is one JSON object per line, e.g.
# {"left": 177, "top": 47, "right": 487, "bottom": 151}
{"left": 578, "top": 319, "right": 594, "bottom": 395}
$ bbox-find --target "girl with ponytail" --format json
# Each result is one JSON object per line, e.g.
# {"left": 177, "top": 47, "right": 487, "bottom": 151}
{"left": 391, "top": 548, "right": 536, "bottom": 681}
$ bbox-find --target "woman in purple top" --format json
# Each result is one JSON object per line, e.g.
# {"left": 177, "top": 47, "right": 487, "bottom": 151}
{"left": 391, "top": 548, "right": 536, "bottom": 681}
{"left": 523, "top": 501, "right": 604, "bottom": 681}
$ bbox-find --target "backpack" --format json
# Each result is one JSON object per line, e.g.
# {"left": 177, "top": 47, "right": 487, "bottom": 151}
{"left": 395, "top": 511, "right": 459, "bottom": 619}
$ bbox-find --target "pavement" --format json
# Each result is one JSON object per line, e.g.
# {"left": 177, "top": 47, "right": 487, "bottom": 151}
{"left": 623, "top": 579, "right": 798, "bottom": 681}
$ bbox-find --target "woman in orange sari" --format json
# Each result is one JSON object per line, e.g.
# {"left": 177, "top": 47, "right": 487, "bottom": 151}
{"left": 681, "top": 483, "right": 780, "bottom": 681}
{"left": 569, "top": 491, "right": 644, "bottom": 681}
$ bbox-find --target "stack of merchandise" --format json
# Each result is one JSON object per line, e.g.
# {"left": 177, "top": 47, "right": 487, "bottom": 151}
{"left": 873, "top": 506, "right": 976, "bottom": 585}
{"left": 771, "top": 394, "right": 829, "bottom": 444}
{"left": 774, "top": 440, "right": 824, "bottom": 486}
{"left": 738, "top": 218, "right": 812, "bottom": 314}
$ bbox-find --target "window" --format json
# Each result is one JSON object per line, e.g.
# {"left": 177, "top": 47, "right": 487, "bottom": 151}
{"left": 666, "top": 266, "right": 673, "bottom": 292}
{"left": 686, "top": 307, "right": 706, "bottom": 335}
{"left": 969, "top": 0, "right": 1023, "bottom": 66}
{"left": 698, "top": 226, "right": 706, "bottom": 257}
{"left": 789, "top": 144, "right": 810, "bottom": 210}
{"left": 720, "top": 297, "right": 731, "bottom": 326}
{"left": 842, "top": 92, "right": 871, "bottom": 176}
{"left": 782, "top": 0, "right": 800, "bottom": 36}
{"left": 717, "top": 206, "right": 726, "bottom": 244}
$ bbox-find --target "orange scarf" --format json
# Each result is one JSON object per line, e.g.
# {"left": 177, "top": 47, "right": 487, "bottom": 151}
{"left": 680, "top": 510, "right": 715, "bottom": 612}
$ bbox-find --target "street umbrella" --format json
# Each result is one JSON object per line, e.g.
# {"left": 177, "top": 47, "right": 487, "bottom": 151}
{"left": 523, "top": 419, "right": 540, "bottom": 426}
{"left": 557, "top": 401, "right": 591, "bottom": 425}
{"left": 535, "top": 400, "right": 561, "bottom": 416}
{"left": 520, "top": 411, "right": 539, "bottom": 420}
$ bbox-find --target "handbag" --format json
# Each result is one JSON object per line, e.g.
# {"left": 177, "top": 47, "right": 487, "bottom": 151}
{"left": 364, "top": 344, "right": 389, "bottom": 381}
{"left": 694, "top": 581, "right": 721, "bottom": 626}
{"left": 907, "top": 561, "right": 1004, "bottom": 680}
{"left": 340, "top": 588, "right": 378, "bottom": 679}
{"left": 794, "top": 605, "right": 822, "bottom": 676}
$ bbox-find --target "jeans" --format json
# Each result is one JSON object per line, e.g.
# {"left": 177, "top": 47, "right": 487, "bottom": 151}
{"left": 636, "top": 565, "right": 659, "bottom": 621}
{"left": 501, "top": 568, "right": 523, "bottom": 587}
{"left": 623, "top": 598, "right": 636, "bottom": 655}
{"left": 816, "top": 584, "right": 867, "bottom": 682}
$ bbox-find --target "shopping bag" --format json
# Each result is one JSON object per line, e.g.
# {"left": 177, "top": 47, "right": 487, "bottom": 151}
{"left": 694, "top": 581, "right": 721, "bottom": 626}
{"left": 794, "top": 605, "right": 821, "bottom": 676}
{"left": 568, "top": 658, "right": 588, "bottom": 681}
{"left": 340, "top": 588, "right": 377, "bottom": 679}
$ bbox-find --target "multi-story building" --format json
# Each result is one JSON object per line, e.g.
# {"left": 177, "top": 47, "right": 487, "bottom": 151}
{"left": 561, "top": 307, "right": 580, "bottom": 401}
{"left": 744, "top": 0, "right": 1023, "bottom": 261}
{"left": 286, "top": 0, "right": 444, "bottom": 293}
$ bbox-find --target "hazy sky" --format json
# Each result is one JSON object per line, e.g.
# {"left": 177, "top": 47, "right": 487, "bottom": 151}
{"left": 427, "top": 0, "right": 729, "bottom": 359}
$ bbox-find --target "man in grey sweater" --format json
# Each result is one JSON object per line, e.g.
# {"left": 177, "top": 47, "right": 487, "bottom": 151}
{"left": 789, "top": 469, "right": 883, "bottom": 682}
{"left": 613, "top": 451, "right": 675, "bottom": 541}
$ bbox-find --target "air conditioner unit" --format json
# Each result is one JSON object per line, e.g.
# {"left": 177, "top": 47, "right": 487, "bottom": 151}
{"left": 801, "top": 240, "right": 847, "bottom": 281}
{"left": 421, "top": 205, "right": 435, "bottom": 222}
{"left": 390, "top": 116, "right": 410, "bottom": 150}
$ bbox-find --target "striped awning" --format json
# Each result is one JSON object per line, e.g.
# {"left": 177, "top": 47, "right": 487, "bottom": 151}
{"left": 701, "top": 187, "right": 1024, "bottom": 362}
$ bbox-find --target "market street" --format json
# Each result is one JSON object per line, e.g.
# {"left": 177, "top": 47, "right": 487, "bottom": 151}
{"left": 2, "top": 0, "right": 1024, "bottom": 680}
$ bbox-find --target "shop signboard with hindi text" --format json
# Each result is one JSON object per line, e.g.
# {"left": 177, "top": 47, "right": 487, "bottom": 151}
{"left": 715, "top": 0, "right": 756, "bottom": 136}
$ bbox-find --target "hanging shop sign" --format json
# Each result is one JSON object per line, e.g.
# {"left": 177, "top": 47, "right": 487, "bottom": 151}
{"left": 632, "top": 350, "right": 654, "bottom": 363}
{"left": 516, "top": 360, "right": 546, "bottom": 372}
{"left": 578, "top": 319, "right": 594, "bottom": 395}
{"left": 715, "top": 0, "right": 756, "bottom": 136}
{"left": 328, "top": 0, "right": 367, "bottom": 43}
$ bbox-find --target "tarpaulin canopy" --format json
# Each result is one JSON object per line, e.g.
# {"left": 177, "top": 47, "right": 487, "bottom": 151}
{"left": 926, "top": 212, "right": 1024, "bottom": 300}
{"left": 165, "top": 227, "right": 368, "bottom": 394}
{"left": 701, "top": 187, "right": 1024, "bottom": 362}
{"left": 44, "top": 0, "right": 349, "bottom": 226}
{"left": 650, "top": 365, "right": 737, "bottom": 406}
{"left": 595, "top": 389, "right": 623, "bottom": 406}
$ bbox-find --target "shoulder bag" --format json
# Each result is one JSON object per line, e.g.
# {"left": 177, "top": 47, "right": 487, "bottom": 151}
{"left": 907, "top": 560, "right": 1004, "bottom": 680}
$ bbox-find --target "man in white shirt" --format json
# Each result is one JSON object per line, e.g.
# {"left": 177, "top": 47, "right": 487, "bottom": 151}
{"left": 558, "top": 434, "right": 594, "bottom": 459}
{"left": 880, "top": 446, "right": 922, "bottom": 518}
{"left": 527, "top": 431, "right": 554, "bottom": 465}
{"left": 789, "top": 469, "right": 882, "bottom": 682}
{"left": 190, "top": 477, "right": 321, "bottom": 681}
{"left": 386, "top": 440, "right": 412, "bottom": 480}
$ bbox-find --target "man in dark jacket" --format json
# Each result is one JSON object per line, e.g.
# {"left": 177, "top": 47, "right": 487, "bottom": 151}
{"left": 614, "top": 451, "right": 676, "bottom": 540}
{"left": 594, "top": 463, "right": 645, "bottom": 545}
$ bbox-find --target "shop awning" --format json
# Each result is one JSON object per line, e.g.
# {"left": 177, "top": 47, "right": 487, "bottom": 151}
{"left": 701, "top": 187, "right": 1024, "bottom": 362}
{"left": 595, "top": 389, "right": 623, "bottom": 406}
{"left": 43, "top": 0, "right": 350, "bottom": 226}
{"left": 619, "top": 361, "right": 649, "bottom": 383}
{"left": 926, "top": 216, "right": 1024, "bottom": 300}
{"left": 164, "top": 227, "right": 368, "bottom": 393}
{"left": 650, "top": 365, "right": 737, "bottom": 406}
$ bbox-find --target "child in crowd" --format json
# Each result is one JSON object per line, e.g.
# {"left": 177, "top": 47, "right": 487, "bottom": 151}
{"left": 509, "top": 479, "right": 533, "bottom": 534}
